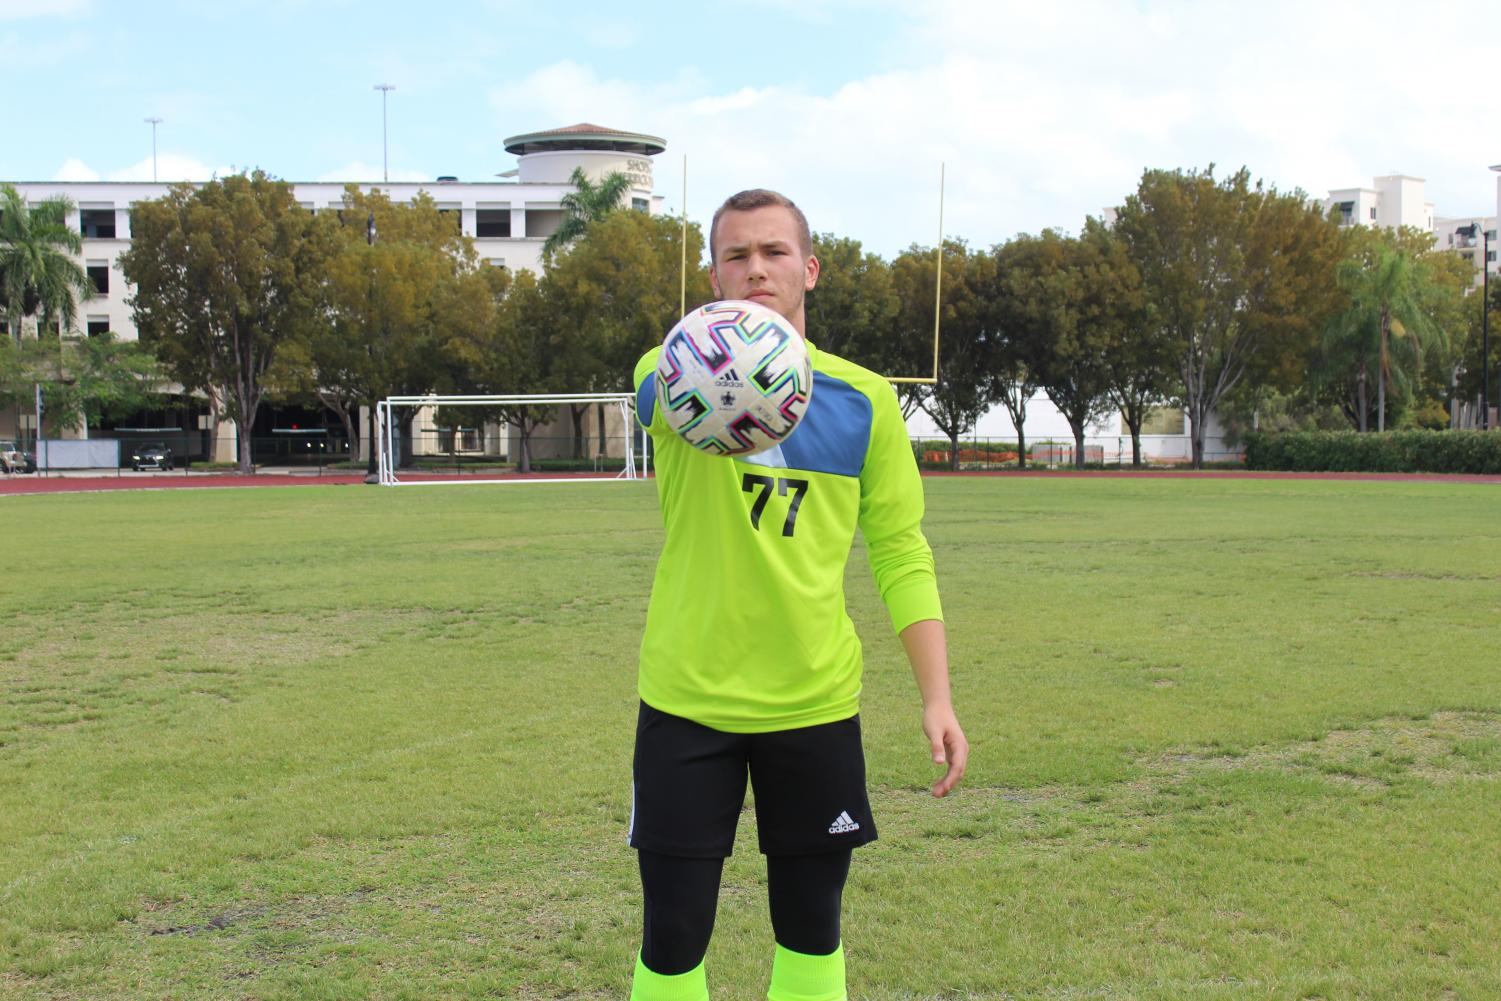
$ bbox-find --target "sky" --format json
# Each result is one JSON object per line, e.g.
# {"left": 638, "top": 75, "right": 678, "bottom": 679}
{"left": 3, "top": 0, "right": 1499, "bottom": 260}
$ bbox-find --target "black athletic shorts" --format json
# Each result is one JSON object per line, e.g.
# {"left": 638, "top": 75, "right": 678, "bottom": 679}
{"left": 629, "top": 700, "right": 877, "bottom": 858}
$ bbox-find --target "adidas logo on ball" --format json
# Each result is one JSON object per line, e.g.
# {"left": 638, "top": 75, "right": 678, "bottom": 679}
{"left": 656, "top": 299, "right": 812, "bottom": 458}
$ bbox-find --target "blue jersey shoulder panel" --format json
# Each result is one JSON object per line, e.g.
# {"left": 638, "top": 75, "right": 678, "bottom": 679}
{"left": 777, "top": 371, "right": 871, "bottom": 478}
{"left": 636, "top": 372, "right": 658, "bottom": 428}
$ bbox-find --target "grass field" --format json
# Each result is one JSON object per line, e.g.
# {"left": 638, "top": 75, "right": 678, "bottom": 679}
{"left": 2, "top": 476, "right": 1499, "bottom": 1000}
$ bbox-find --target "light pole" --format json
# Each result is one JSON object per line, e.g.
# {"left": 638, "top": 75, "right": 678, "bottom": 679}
{"left": 373, "top": 84, "right": 395, "bottom": 182}
{"left": 365, "top": 211, "right": 380, "bottom": 479}
{"left": 1458, "top": 223, "right": 1491, "bottom": 429}
{"left": 144, "top": 116, "right": 162, "bottom": 182}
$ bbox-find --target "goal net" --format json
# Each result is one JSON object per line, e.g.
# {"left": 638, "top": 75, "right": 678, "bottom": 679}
{"left": 375, "top": 393, "right": 648, "bottom": 486}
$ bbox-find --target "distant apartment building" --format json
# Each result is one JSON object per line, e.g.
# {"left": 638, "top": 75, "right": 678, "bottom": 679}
{"left": 1432, "top": 214, "right": 1498, "bottom": 287}
{"left": 1321, "top": 174, "right": 1436, "bottom": 232}
{"left": 1322, "top": 172, "right": 1500, "bottom": 287}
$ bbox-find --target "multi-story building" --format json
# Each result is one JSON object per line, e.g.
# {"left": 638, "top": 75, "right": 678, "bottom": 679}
{"left": 2, "top": 123, "right": 667, "bottom": 461}
{"left": 1321, "top": 174, "right": 1436, "bottom": 232}
{"left": 1432, "top": 214, "right": 1498, "bottom": 287}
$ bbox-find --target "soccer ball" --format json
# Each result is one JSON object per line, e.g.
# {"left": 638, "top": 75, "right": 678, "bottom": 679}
{"left": 655, "top": 300, "right": 813, "bottom": 457}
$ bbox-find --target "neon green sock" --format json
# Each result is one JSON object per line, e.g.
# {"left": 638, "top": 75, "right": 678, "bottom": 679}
{"left": 767, "top": 943, "right": 846, "bottom": 1001}
{"left": 629, "top": 951, "right": 709, "bottom": 1001}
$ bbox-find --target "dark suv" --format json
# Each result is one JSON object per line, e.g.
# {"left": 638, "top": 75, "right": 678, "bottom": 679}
{"left": 130, "top": 442, "right": 174, "bottom": 471}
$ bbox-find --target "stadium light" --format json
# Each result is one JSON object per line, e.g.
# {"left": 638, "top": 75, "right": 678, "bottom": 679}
{"left": 144, "top": 117, "right": 162, "bottom": 182}
{"left": 1457, "top": 223, "right": 1491, "bottom": 430}
{"left": 373, "top": 84, "right": 395, "bottom": 183}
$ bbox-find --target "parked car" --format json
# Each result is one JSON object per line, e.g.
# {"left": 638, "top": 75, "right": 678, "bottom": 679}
{"left": 0, "top": 440, "right": 36, "bottom": 474}
{"left": 130, "top": 442, "right": 174, "bottom": 471}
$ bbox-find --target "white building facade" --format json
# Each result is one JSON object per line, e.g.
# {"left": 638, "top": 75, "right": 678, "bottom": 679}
{"left": 2, "top": 123, "right": 668, "bottom": 460}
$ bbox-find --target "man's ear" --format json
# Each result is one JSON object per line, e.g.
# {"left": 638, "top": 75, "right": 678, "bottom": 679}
{"left": 804, "top": 254, "right": 820, "bottom": 291}
{"left": 709, "top": 265, "right": 721, "bottom": 299}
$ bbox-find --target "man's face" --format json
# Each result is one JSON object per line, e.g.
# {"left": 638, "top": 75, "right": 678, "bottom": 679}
{"left": 710, "top": 206, "right": 820, "bottom": 337}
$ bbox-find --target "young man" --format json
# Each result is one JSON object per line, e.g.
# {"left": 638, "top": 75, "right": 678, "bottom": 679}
{"left": 629, "top": 189, "right": 967, "bottom": 1001}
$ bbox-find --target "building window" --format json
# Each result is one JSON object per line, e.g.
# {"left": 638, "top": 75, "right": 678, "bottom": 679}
{"left": 1336, "top": 201, "right": 1354, "bottom": 225}
{"left": 87, "top": 262, "right": 110, "bottom": 296}
{"left": 438, "top": 208, "right": 461, "bottom": 233}
{"left": 487, "top": 259, "right": 506, "bottom": 269}
{"left": 1139, "top": 406, "right": 1185, "bottom": 436}
{"left": 1487, "top": 230, "right": 1497, "bottom": 241}
{"left": 632, "top": 197, "right": 649, "bottom": 212}
{"left": 437, "top": 427, "right": 482, "bottom": 452}
{"left": 1461, "top": 252, "right": 1474, "bottom": 263}
{"left": 1489, "top": 250, "right": 1497, "bottom": 264}
{"left": 1369, "top": 207, "right": 1376, "bottom": 220}
{"left": 87, "top": 318, "right": 111, "bottom": 338}
{"left": 525, "top": 209, "right": 563, "bottom": 239}
{"left": 476, "top": 209, "right": 511, "bottom": 238}
{"left": 80, "top": 208, "right": 116, "bottom": 239}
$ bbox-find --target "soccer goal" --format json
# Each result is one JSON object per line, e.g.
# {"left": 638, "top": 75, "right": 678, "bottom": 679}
{"left": 375, "top": 393, "right": 648, "bottom": 487}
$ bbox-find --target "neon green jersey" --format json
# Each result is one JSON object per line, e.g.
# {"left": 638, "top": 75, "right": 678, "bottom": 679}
{"left": 633, "top": 340, "right": 942, "bottom": 733}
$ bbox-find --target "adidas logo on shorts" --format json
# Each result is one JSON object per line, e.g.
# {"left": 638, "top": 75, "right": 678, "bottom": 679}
{"left": 828, "top": 811, "right": 861, "bottom": 835}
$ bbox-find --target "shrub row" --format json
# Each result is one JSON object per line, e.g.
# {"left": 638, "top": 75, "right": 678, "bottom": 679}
{"left": 1243, "top": 430, "right": 1501, "bottom": 474}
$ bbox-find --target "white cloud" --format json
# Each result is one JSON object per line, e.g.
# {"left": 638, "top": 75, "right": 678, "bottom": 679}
{"left": 52, "top": 157, "right": 98, "bottom": 181}
{"left": 479, "top": 0, "right": 1501, "bottom": 255}
{"left": 316, "top": 162, "right": 435, "bottom": 184}
{"left": 106, "top": 154, "right": 238, "bottom": 182}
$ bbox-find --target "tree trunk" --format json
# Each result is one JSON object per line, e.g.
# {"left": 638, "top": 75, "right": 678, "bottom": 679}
{"left": 1127, "top": 416, "right": 1143, "bottom": 468}
{"left": 570, "top": 404, "right": 587, "bottom": 460}
{"left": 1378, "top": 312, "right": 1388, "bottom": 433}
{"left": 339, "top": 407, "right": 358, "bottom": 464}
{"left": 1188, "top": 406, "right": 1205, "bottom": 470}
{"left": 238, "top": 422, "right": 254, "bottom": 474}
{"left": 597, "top": 404, "right": 607, "bottom": 457}
{"left": 366, "top": 405, "right": 378, "bottom": 474}
{"left": 948, "top": 428, "right": 960, "bottom": 471}
{"left": 1015, "top": 424, "right": 1027, "bottom": 470}
{"left": 519, "top": 428, "right": 533, "bottom": 474}
{"left": 1071, "top": 419, "right": 1087, "bottom": 469}
{"left": 1357, "top": 364, "right": 1368, "bottom": 433}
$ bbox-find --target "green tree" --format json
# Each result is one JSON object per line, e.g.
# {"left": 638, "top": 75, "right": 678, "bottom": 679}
{"left": 984, "top": 238, "right": 1050, "bottom": 469}
{"left": 1114, "top": 166, "right": 1343, "bottom": 467}
{"left": 1320, "top": 227, "right": 1455, "bottom": 431}
{"left": 27, "top": 332, "right": 163, "bottom": 435}
{"left": 544, "top": 209, "right": 711, "bottom": 457}
{"left": 443, "top": 268, "right": 556, "bottom": 473}
{"left": 0, "top": 184, "right": 96, "bottom": 341}
{"left": 303, "top": 187, "right": 482, "bottom": 470}
{"left": 891, "top": 241, "right": 996, "bottom": 468}
{"left": 120, "top": 172, "right": 331, "bottom": 473}
{"left": 1081, "top": 219, "right": 1166, "bottom": 467}
{"left": 805, "top": 233, "right": 902, "bottom": 375}
{"left": 1448, "top": 281, "right": 1500, "bottom": 424}
{"left": 994, "top": 230, "right": 1120, "bottom": 469}
{"left": 542, "top": 167, "right": 633, "bottom": 258}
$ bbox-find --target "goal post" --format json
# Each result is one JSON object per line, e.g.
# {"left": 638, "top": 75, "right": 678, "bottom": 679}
{"left": 375, "top": 393, "right": 648, "bottom": 486}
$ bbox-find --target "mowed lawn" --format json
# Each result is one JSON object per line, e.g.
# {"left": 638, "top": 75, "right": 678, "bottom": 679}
{"left": 2, "top": 475, "right": 1499, "bottom": 1000}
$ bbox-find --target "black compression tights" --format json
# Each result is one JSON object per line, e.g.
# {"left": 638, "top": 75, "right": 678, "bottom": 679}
{"left": 637, "top": 849, "right": 852, "bottom": 975}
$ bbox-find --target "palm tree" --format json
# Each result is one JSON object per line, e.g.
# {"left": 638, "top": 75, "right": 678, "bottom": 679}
{"left": 0, "top": 184, "right": 95, "bottom": 340}
{"left": 1325, "top": 243, "right": 1445, "bottom": 431}
{"left": 541, "top": 167, "right": 632, "bottom": 258}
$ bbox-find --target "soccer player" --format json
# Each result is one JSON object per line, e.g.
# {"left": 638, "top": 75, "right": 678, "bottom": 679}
{"left": 629, "top": 189, "right": 968, "bottom": 1001}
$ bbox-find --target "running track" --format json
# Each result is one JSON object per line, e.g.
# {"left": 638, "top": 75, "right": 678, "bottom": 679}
{"left": 4, "top": 467, "right": 1498, "bottom": 496}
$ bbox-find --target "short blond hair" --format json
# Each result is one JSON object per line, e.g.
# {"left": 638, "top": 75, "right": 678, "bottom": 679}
{"left": 709, "top": 189, "right": 812, "bottom": 262}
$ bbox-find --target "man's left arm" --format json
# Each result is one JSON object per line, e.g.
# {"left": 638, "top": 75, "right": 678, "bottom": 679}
{"left": 857, "top": 383, "right": 967, "bottom": 797}
{"left": 900, "top": 618, "right": 968, "bottom": 797}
